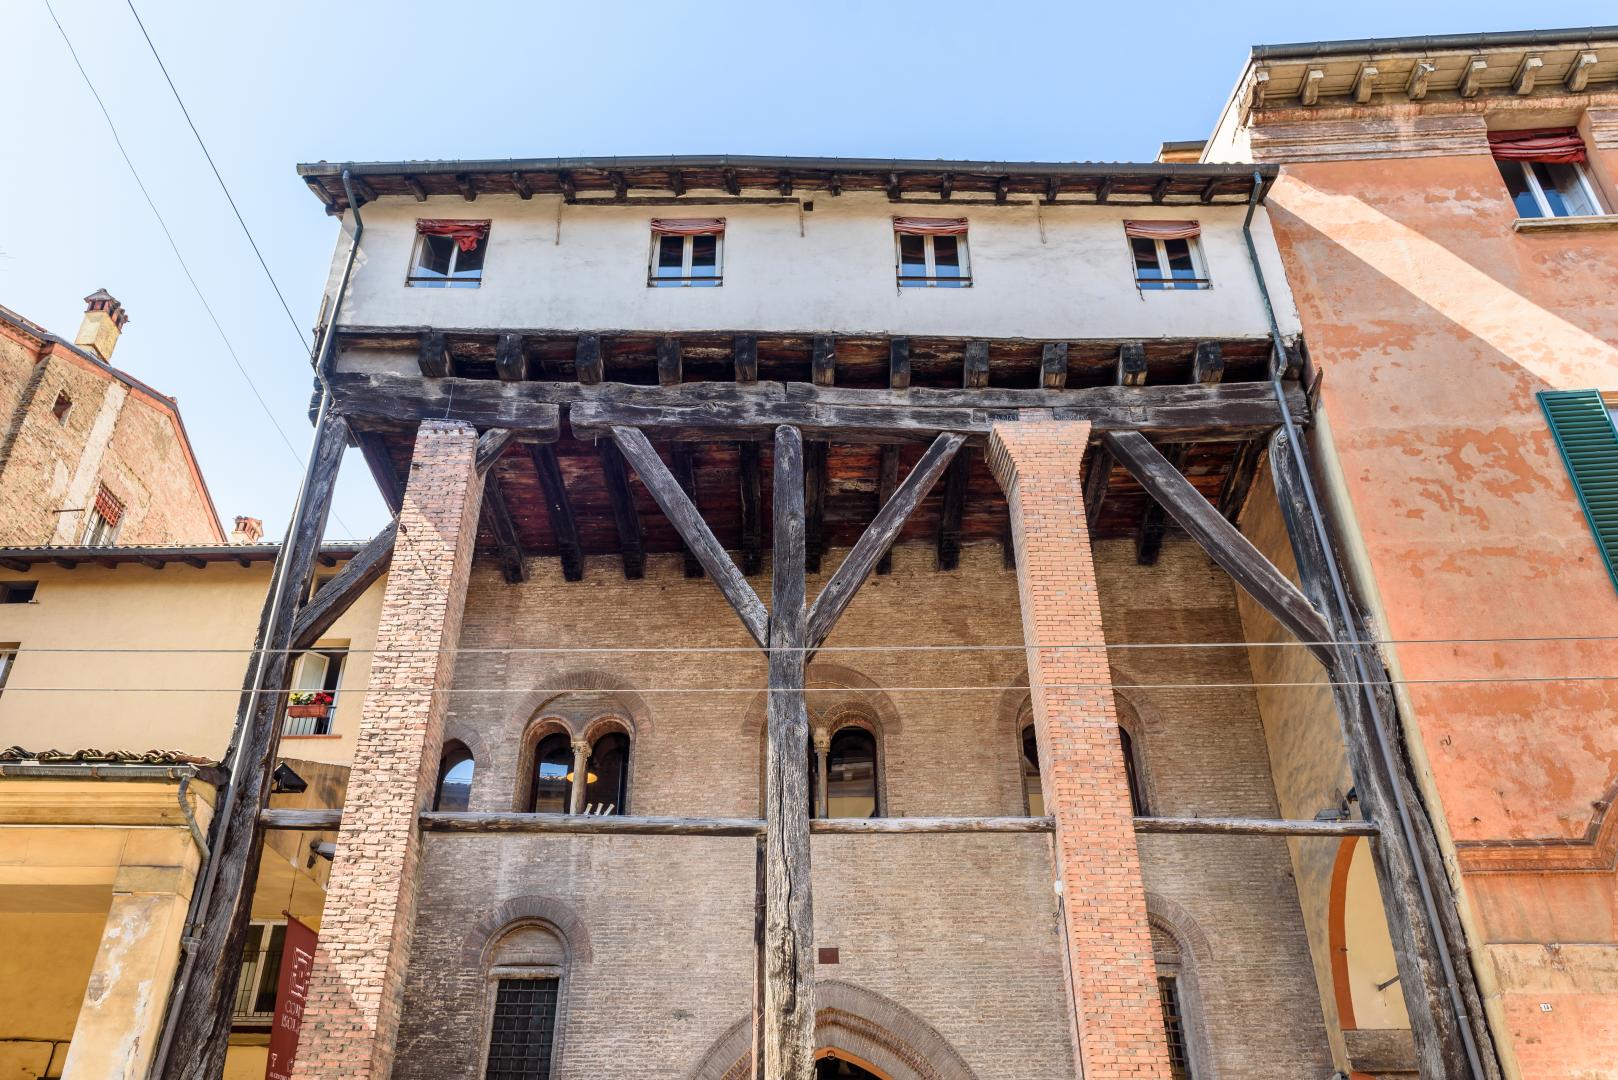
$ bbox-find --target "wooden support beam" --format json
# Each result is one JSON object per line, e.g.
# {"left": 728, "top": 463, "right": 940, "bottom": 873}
{"left": 261, "top": 810, "right": 1062, "bottom": 836}
{"left": 1151, "top": 177, "right": 1171, "bottom": 205}
{"left": 778, "top": 171, "right": 794, "bottom": 197}
{"left": 424, "top": 812, "right": 764, "bottom": 836}
{"left": 608, "top": 170, "right": 628, "bottom": 201}
{"left": 53, "top": 558, "right": 78, "bottom": 569}
{"left": 763, "top": 424, "right": 815, "bottom": 1080}
{"left": 331, "top": 371, "right": 1309, "bottom": 445}
{"left": 886, "top": 171, "right": 902, "bottom": 200}
{"left": 0, "top": 558, "right": 28, "bottom": 572}
{"left": 529, "top": 444, "right": 584, "bottom": 581}
{"left": 803, "top": 440, "right": 828, "bottom": 574}
{"left": 455, "top": 173, "right": 477, "bottom": 200}
{"left": 939, "top": 173, "right": 953, "bottom": 201}
{"left": 657, "top": 337, "right": 683, "bottom": 386}
{"left": 671, "top": 445, "right": 705, "bottom": 578}
{"left": 418, "top": 331, "right": 452, "bottom": 378}
{"left": 739, "top": 442, "right": 764, "bottom": 577}
{"left": 558, "top": 170, "right": 577, "bottom": 203}
{"left": 403, "top": 175, "right": 428, "bottom": 201}
{"left": 598, "top": 439, "right": 645, "bottom": 580}
{"left": 290, "top": 521, "right": 397, "bottom": 651}
{"left": 826, "top": 172, "right": 842, "bottom": 197}
{"left": 155, "top": 407, "right": 348, "bottom": 1080}
{"left": 316, "top": 553, "right": 338, "bottom": 568}
{"left": 482, "top": 474, "right": 528, "bottom": 584}
{"left": 1191, "top": 341, "right": 1224, "bottom": 384}
{"left": 495, "top": 333, "right": 528, "bottom": 381}
{"left": 1268, "top": 427, "right": 1496, "bottom": 1080}
{"left": 1133, "top": 816, "right": 1379, "bottom": 837}
{"left": 808, "top": 433, "right": 963, "bottom": 647}
{"left": 1200, "top": 177, "right": 1219, "bottom": 204}
{"left": 734, "top": 336, "right": 759, "bottom": 384}
{"left": 1134, "top": 443, "right": 1187, "bottom": 566}
{"left": 874, "top": 447, "right": 900, "bottom": 576}
{"left": 811, "top": 337, "right": 836, "bottom": 387}
{"left": 994, "top": 176, "right": 1009, "bottom": 203}
{"left": 671, "top": 169, "right": 687, "bottom": 197}
{"left": 140, "top": 557, "right": 165, "bottom": 570}
{"left": 354, "top": 429, "right": 403, "bottom": 513}
{"left": 1045, "top": 177, "right": 1061, "bottom": 204}
{"left": 575, "top": 334, "right": 603, "bottom": 385}
{"left": 475, "top": 427, "right": 517, "bottom": 475}
{"left": 1116, "top": 342, "right": 1148, "bottom": 386}
{"left": 888, "top": 338, "right": 911, "bottom": 390}
{"left": 509, "top": 172, "right": 533, "bottom": 200}
{"left": 962, "top": 341, "right": 990, "bottom": 389}
{"left": 348, "top": 176, "right": 378, "bottom": 205}
{"left": 1104, "top": 431, "right": 1332, "bottom": 660}
{"left": 180, "top": 556, "right": 207, "bottom": 569}
{"left": 724, "top": 169, "right": 741, "bottom": 196}
{"left": 937, "top": 447, "right": 971, "bottom": 571}
{"left": 1041, "top": 342, "right": 1069, "bottom": 389}
{"left": 1095, "top": 177, "right": 1113, "bottom": 204}
{"left": 611, "top": 428, "right": 768, "bottom": 646}
{"left": 1217, "top": 438, "right": 1264, "bottom": 522}
{"left": 814, "top": 816, "right": 1051, "bottom": 834}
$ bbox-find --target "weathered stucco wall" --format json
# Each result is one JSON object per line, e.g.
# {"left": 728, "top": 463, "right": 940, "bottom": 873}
{"left": 327, "top": 192, "right": 1301, "bottom": 343}
{"left": 1265, "top": 132, "right": 1618, "bottom": 1078}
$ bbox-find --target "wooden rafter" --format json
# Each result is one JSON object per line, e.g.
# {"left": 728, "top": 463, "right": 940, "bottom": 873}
{"left": 739, "top": 442, "right": 764, "bottom": 577}
{"left": 528, "top": 444, "right": 584, "bottom": 581}
{"left": 937, "top": 447, "right": 971, "bottom": 571}
{"left": 598, "top": 439, "right": 645, "bottom": 579}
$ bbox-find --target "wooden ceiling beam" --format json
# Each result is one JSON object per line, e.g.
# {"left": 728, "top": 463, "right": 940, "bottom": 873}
{"left": 575, "top": 334, "right": 603, "bottom": 385}
{"left": 738, "top": 441, "right": 763, "bottom": 576}
{"left": 482, "top": 473, "right": 528, "bottom": 584}
{"left": 963, "top": 341, "right": 990, "bottom": 389}
{"left": 1116, "top": 342, "right": 1148, "bottom": 386}
{"left": 940, "top": 174, "right": 954, "bottom": 201}
{"left": 455, "top": 173, "right": 477, "bottom": 201}
{"left": 657, "top": 337, "right": 683, "bottom": 386}
{"left": 1151, "top": 177, "right": 1171, "bottom": 205}
{"left": 418, "top": 331, "right": 452, "bottom": 378}
{"left": 1083, "top": 443, "right": 1114, "bottom": 531}
{"left": 598, "top": 440, "right": 645, "bottom": 580}
{"left": 1134, "top": 443, "right": 1187, "bottom": 565}
{"left": 403, "top": 175, "right": 428, "bottom": 201}
{"left": 811, "top": 336, "right": 836, "bottom": 387}
{"left": 888, "top": 338, "right": 911, "bottom": 390}
{"left": 528, "top": 444, "right": 584, "bottom": 581}
{"left": 608, "top": 170, "right": 628, "bottom": 201}
{"left": 671, "top": 169, "right": 687, "bottom": 197}
{"left": 509, "top": 172, "right": 533, "bottom": 200}
{"left": 778, "top": 171, "right": 794, "bottom": 197}
{"left": 495, "top": 333, "right": 528, "bottom": 382}
{"left": 1191, "top": 341, "right": 1224, "bottom": 385}
{"left": 723, "top": 169, "right": 741, "bottom": 196}
{"left": 733, "top": 335, "right": 758, "bottom": 383}
{"left": 937, "top": 447, "right": 971, "bottom": 570}
{"left": 558, "top": 170, "right": 577, "bottom": 204}
{"left": 1041, "top": 342, "right": 1069, "bottom": 389}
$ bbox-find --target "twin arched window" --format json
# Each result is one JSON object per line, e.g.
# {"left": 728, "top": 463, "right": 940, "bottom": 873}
{"left": 529, "top": 730, "right": 631, "bottom": 815}
{"left": 1020, "top": 721, "right": 1149, "bottom": 817}
{"left": 809, "top": 725, "right": 879, "bottom": 818}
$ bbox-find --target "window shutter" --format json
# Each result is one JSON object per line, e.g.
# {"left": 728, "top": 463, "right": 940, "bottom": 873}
{"left": 1539, "top": 389, "right": 1618, "bottom": 591}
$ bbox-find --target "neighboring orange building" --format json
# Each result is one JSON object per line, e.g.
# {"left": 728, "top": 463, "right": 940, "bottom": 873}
{"left": 0, "top": 291, "right": 224, "bottom": 546}
{"left": 1207, "top": 27, "right": 1618, "bottom": 1080}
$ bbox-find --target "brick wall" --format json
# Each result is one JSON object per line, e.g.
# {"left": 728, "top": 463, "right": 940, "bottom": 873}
{"left": 382, "top": 524, "right": 1333, "bottom": 1077}
{"left": 295, "top": 421, "right": 484, "bottom": 1080}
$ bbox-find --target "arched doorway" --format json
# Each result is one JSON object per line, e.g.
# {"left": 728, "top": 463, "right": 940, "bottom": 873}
{"left": 817, "top": 1050, "right": 891, "bottom": 1078}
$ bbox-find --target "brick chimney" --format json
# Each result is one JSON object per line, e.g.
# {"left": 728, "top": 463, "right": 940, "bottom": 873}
{"left": 230, "top": 516, "right": 264, "bottom": 544}
{"left": 74, "top": 289, "right": 130, "bottom": 363}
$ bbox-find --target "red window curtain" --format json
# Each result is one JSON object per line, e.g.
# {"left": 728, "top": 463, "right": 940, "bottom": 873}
{"left": 650, "top": 218, "right": 726, "bottom": 235}
{"left": 94, "top": 485, "right": 125, "bottom": 526}
{"left": 1488, "top": 128, "right": 1587, "bottom": 164}
{"left": 892, "top": 217, "right": 969, "bottom": 236}
{"left": 415, "top": 219, "right": 491, "bottom": 252}
{"left": 1123, "top": 220, "right": 1201, "bottom": 241}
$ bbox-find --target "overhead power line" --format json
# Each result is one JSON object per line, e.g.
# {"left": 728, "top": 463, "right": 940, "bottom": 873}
{"left": 41, "top": 0, "right": 354, "bottom": 537}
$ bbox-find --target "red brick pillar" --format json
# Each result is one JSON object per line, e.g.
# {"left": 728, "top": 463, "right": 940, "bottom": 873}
{"left": 295, "top": 420, "right": 484, "bottom": 1080}
{"left": 987, "top": 422, "right": 1171, "bottom": 1080}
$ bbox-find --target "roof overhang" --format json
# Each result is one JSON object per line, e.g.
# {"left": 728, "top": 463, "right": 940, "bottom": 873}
{"left": 0, "top": 542, "right": 365, "bottom": 571}
{"left": 297, "top": 154, "right": 1276, "bottom": 214}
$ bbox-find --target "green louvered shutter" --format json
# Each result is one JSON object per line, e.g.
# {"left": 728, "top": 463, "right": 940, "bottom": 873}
{"left": 1539, "top": 389, "right": 1618, "bottom": 592}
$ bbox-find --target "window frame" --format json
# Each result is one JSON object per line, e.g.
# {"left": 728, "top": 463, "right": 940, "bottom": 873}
{"left": 824, "top": 725, "right": 880, "bottom": 819}
{"left": 435, "top": 741, "right": 476, "bottom": 812}
{"left": 894, "top": 230, "right": 972, "bottom": 288}
{"left": 0, "top": 581, "right": 37, "bottom": 605}
{"left": 479, "top": 921, "right": 570, "bottom": 1080}
{"left": 231, "top": 919, "right": 287, "bottom": 1028}
{"left": 287, "top": 646, "right": 346, "bottom": 735}
{"left": 1131, "top": 235, "right": 1210, "bottom": 291}
{"left": 647, "top": 230, "right": 724, "bottom": 287}
{"left": 0, "top": 645, "right": 16, "bottom": 699}
{"left": 81, "top": 506, "right": 121, "bottom": 546}
{"left": 1157, "top": 974, "right": 1195, "bottom": 1079}
{"left": 406, "top": 228, "right": 489, "bottom": 289}
{"left": 1499, "top": 157, "right": 1606, "bottom": 219}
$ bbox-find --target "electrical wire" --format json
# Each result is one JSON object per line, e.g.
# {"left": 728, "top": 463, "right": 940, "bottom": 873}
{"left": 40, "top": 0, "right": 355, "bottom": 538}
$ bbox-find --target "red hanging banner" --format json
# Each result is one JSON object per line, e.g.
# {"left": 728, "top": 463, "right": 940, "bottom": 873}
{"left": 1487, "top": 128, "right": 1587, "bottom": 164}
{"left": 416, "top": 219, "right": 491, "bottom": 252}
{"left": 265, "top": 916, "right": 318, "bottom": 1080}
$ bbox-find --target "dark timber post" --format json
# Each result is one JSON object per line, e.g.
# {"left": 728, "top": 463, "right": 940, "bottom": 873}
{"left": 1267, "top": 427, "right": 1498, "bottom": 1080}
{"left": 155, "top": 401, "right": 348, "bottom": 1079}
{"left": 764, "top": 424, "right": 815, "bottom": 1080}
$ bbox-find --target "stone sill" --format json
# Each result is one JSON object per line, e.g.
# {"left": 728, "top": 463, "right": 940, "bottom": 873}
{"left": 282, "top": 733, "right": 341, "bottom": 740}
{"left": 1513, "top": 214, "right": 1618, "bottom": 233}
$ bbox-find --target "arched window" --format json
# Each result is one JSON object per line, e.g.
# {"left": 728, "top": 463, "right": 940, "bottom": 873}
{"left": 434, "top": 741, "right": 474, "bottom": 812}
{"left": 530, "top": 732, "right": 573, "bottom": 814}
{"left": 584, "top": 731, "right": 630, "bottom": 815}
{"left": 1151, "top": 919, "right": 1209, "bottom": 1079}
{"left": 484, "top": 921, "right": 567, "bottom": 1078}
{"left": 1021, "top": 724, "right": 1044, "bottom": 816}
{"left": 825, "top": 727, "right": 878, "bottom": 818}
{"left": 1119, "top": 725, "right": 1150, "bottom": 817}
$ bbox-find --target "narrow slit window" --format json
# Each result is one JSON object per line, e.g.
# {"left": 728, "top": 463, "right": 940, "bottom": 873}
{"left": 1125, "top": 221, "right": 1208, "bottom": 290}
{"left": 1491, "top": 129, "right": 1606, "bottom": 220}
{"left": 435, "top": 742, "right": 475, "bottom": 812}
{"left": 409, "top": 220, "right": 490, "bottom": 288}
{"left": 0, "top": 646, "right": 16, "bottom": 700}
{"left": 52, "top": 392, "right": 72, "bottom": 424}
{"left": 894, "top": 218, "right": 971, "bottom": 288}
{"left": 1119, "top": 725, "right": 1149, "bottom": 817}
{"left": 1159, "top": 975, "right": 1194, "bottom": 1079}
{"left": 649, "top": 219, "right": 725, "bottom": 287}
{"left": 1021, "top": 723, "right": 1044, "bottom": 816}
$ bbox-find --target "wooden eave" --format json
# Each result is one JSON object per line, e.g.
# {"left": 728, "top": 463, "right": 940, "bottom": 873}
{"left": 297, "top": 155, "right": 1275, "bottom": 213}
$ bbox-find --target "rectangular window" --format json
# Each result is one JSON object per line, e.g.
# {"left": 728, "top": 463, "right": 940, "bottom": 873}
{"left": 232, "top": 921, "right": 287, "bottom": 1026}
{"left": 485, "top": 978, "right": 559, "bottom": 1079}
{"left": 0, "top": 646, "right": 16, "bottom": 699}
{"left": 648, "top": 219, "right": 725, "bottom": 287}
{"left": 1491, "top": 129, "right": 1606, "bottom": 219}
{"left": 1159, "top": 976, "right": 1193, "bottom": 1079}
{"left": 0, "top": 582, "right": 37, "bottom": 604}
{"left": 81, "top": 486, "right": 125, "bottom": 546}
{"left": 1539, "top": 389, "right": 1618, "bottom": 593}
{"left": 1126, "top": 221, "right": 1208, "bottom": 290}
{"left": 409, "top": 220, "right": 490, "bottom": 288}
{"left": 894, "top": 218, "right": 971, "bottom": 288}
{"left": 287, "top": 647, "right": 345, "bottom": 736}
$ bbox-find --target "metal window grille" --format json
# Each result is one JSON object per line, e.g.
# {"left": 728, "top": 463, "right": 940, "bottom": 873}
{"left": 232, "top": 924, "right": 285, "bottom": 1026}
{"left": 486, "top": 978, "right": 559, "bottom": 1080}
{"left": 1158, "top": 975, "right": 1193, "bottom": 1079}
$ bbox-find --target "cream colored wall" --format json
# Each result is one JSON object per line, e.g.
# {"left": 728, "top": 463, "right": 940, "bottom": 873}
{"left": 0, "top": 561, "right": 386, "bottom": 766}
{"left": 325, "top": 191, "right": 1302, "bottom": 341}
{"left": 0, "top": 912, "right": 105, "bottom": 1079}
{"left": 1344, "top": 838, "right": 1412, "bottom": 1030}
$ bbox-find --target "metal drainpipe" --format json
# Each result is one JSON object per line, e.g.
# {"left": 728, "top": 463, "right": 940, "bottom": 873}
{"left": 1239, "top": 172, "right": 1487, "bottom": 1078}
{"left": 149, "top": 172, "right": 366, "bottom": 1079}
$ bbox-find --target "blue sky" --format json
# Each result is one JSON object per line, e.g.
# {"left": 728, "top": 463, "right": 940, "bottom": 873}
{"left": 5, "top": 1, "right": 1614, "bottom": 540}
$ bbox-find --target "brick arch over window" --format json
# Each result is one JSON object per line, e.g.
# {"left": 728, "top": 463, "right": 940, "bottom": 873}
{"left": 1146, "top": 893, "right": 1217, "bottom": 1079}
{"left": 512, "top": 670, "right": 656, "bottom": 742}
{"left": 459, "top": 895, "right": 593, "bottom": 968}
{"left": 690, "top": 980, "right": 980, "bottom": 1080}
{"left": 744, "top": 664, "right": 902, "bottom": 816}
